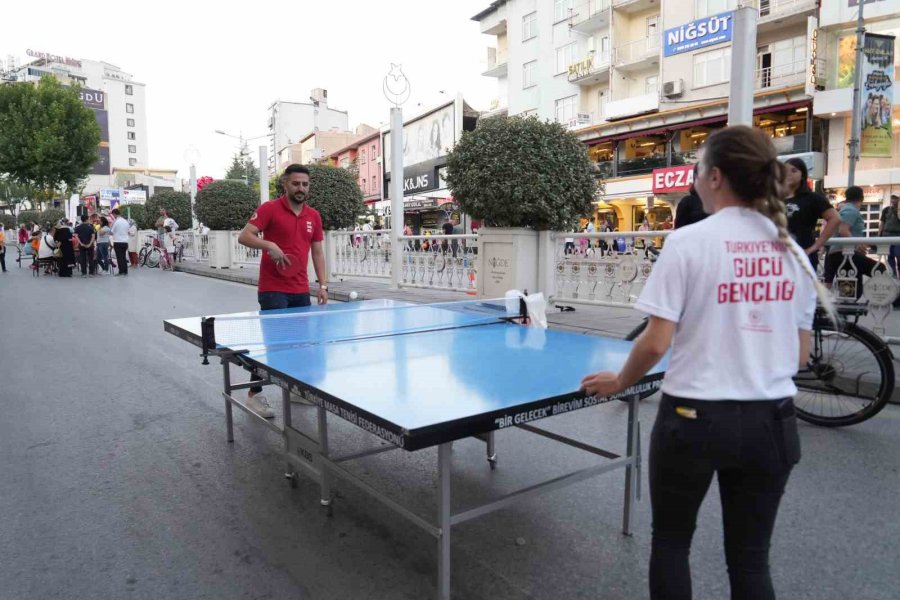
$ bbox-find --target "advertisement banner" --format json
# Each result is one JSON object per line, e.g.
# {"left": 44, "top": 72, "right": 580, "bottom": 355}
{"left": 100, "top": 188, "right": 121, "bottom": 204}
{"left": 91, "top": 147, "right": 110, "bottom": 175}
{"left": 652, "top": 165, "right": 694, "bottom": 194}
{"left": 860, "top": 33, "right": 894, "bottom": 158}
{"left": 79, "top": 88, "right": 105, "bottom": 110}
{"left": 95, "top": 109, "right": 109, "bottom": 142}
{"left": 122, "top": 189, "right": 147, "bottom": 205}
{"left": 383, "top": 102, "right": 455, "bottom": 175}
{"left": 663, "top": 12, "right": 733, "bottom": 57}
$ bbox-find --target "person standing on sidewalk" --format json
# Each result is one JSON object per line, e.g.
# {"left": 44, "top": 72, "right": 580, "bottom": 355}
{"left": 109, "top": 208, "right": 130, "bottom": 276}
{"left": 581, "top": 126, "right": 827, "bottom": 600}
{"left": 237, "top": 163, "right": 328, "bottom": 418}
{"left": 878, "top": 194, "right": 900, "bottom": 277}
{"left": 74, "top": 218, "right": 96, "bottom": 277}
{"left": 53, "top": 219, "right": 74, "bottom": 277}
{"left": 96, "top": 217, "right": 111, "bottom": 274}
{"left": 0, "top": 225, "right": 7, "bottom": 273}
{"left": 783, "top": 157, "right": 841, "bottom": 272}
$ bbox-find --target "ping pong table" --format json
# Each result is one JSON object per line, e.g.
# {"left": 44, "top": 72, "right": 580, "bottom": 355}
{"left": 164, "top": 298, "right": 666, "bottom": 600}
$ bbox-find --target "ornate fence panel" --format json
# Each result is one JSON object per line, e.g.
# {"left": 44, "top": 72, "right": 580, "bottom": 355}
{"left": 330, "top": 230, "right": 392, "bottom": 279}
{"left": 399, "top": 235, "right": 478, "bottom": 293}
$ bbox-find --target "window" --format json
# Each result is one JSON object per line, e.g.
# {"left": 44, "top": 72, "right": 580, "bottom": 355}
{"left": 128, "top": 145, "right": 137, "bottom": 153}
{"left": 695, "top": 0, "right": 736, "bottom": 18}
{"left": 128, "top": 158, "right": 137, "bottom": 166}
{"left": 125, "top": 84, "right": 133, "bottom": 95}
{"left": 126, "top": 103, "right": 134, "bottom": 114}
{"left": 523, "top": 61, "right": 537, "bottom": 88}
{"left": 592, "top": 35, "right": 611, "bottom": 64}
{"left": 126, "top": 118, "right": 135, "bottom": 127}
{"left": 647, "top": 15, "right": 660, "bottom": 47}
{"left": 771, "top": 35, "right": 806, "bottom": 77}
{"left": 127, "top": 131, "right": 136, "bottom": 140}
{"left": 646, "top": 75, "right": 659, "bottom": 95}
{"left": 555, "top": 95, "right": 578, "bottom": 124}
{"left": 361, "top": 149, "right": 367, "bottom": 163}
{"left": 693, "top": 47, "right": 731, "bottom": 87}
{"left": 371, "top": 145, "right": 377, "bottom": 160}
{"left": 522, "top": 12, "right": 537, "bottom": 41}
{"left": 362, "top": 178, "right": 366, "bottom": 190}
{"left": 340, "top": 157, "right": 350, "bottom": 169}
{"left": 554, "top": 0, "right": 574, "bottom": 22}
{"left": 556, "top": 42, "right": 577, "bottom": 74}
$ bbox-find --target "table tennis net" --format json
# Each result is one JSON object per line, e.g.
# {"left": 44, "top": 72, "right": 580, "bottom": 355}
{"left": 200, "top": 298, "right": 523, "bottom": 354}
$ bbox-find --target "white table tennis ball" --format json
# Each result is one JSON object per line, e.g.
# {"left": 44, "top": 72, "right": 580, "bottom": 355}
{"left": 349, "top": 291, "right": 358, "bottom": 300}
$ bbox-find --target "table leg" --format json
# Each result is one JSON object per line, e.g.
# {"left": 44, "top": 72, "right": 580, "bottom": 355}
{"left": 222, "top": 359, "right": 233, "bottom": 443}
{"left": 487, "top": 431, "right": 497, "bottom": 469}
{"left": 622, "top": 392, "right": 640, "bottom": 535}
{"left": 437, "top": 442, "right": 451, "bottom": 600}
{"left": 317, "top": 406, "right": 332, "bottom": 509}
{"left": 283, "top": 388, "right": 296, "bottom": 487}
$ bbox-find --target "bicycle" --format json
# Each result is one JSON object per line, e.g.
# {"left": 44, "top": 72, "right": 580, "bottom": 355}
{"left": 139, "top": 237, "right": 173, "bottom": 269}
{"left": 623, "top": 303, "right": 894, "bottom": 426}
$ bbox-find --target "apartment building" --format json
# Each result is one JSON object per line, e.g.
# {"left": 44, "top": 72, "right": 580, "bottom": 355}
{"left": 814, "top": 0, "right": 899, "bottom": 235}
{"left": 328, "top": 129, "right": 383, "bottom": 207}
{"left": 267, "top": 88, "right": 349, "bottom": 173}
{"left": 474, "top": 0, "right": 836, "bottom": 230}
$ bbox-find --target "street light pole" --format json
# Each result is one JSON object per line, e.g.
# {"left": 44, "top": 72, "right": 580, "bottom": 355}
{"left": 215, "top": 129, "right": 270, "bottom": 186}
{"left": 847, "top": 0, "right": 866, "bottom": 187}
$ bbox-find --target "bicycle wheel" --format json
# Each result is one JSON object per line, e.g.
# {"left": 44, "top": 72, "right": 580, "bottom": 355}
{"left": 795, "top": 321, "right": 894, "bottom": 427}
{"left": 145, "top": 247, "right": 161, "bottom": 268}
{"left": 139, "top": 247, "right": 150, "bottom": 266}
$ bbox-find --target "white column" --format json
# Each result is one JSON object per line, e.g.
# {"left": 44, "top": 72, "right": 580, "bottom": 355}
{"left": 390, "top": 107, "right": 404, "bottom": 289}
{"left": 727, "top": 7, "right": 758, "bottom": 127}
{"left": 258, "top": 145, "right": 268, "bottom": 204}
{"left": 189, "top": 165, "right": 198, "bottom": 230}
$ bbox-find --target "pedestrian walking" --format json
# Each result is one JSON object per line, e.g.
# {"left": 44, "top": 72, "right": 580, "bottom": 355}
{"left": 783, "top": 157, "right": 841, "bottom": 271}
{"left": 109, "top": 208, "right": 130, "bottom": 276}
{"left": 580, "top": 125, "right": 828, "bottom": 600}
{"left": 96, "top": 217, "right": 112, "bottom": 274}
{"left": 878, "top": 194, "right": 900, "bottom": 277}
{"left": 74, "top": 218, "right": 96, "bottom": 277}
{"left": 237, "top": 163, "right": 329, "bottom": 418}
{"left": 0, "top": 225, "right": 7, "bottom": 273}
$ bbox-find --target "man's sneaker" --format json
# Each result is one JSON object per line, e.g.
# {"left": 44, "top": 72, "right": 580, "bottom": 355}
{"left": 246, "top": 394, "right": 275, "bottom": 419}
{"left": 290, "top": 391, "right": 315, "bottom": 405}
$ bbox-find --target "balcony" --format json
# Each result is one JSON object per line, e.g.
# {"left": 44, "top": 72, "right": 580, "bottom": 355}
{"left": 477, "top": 3, "right": 507, "bottom": 35}
{"left": 612, "top": 0, "right": 658, "bottom": 14}
{"left": 567, "top": 52, "right": 611, "bottom": 85}
{"left": 758, "top": 0, "right": 817, "bottom": 31}
{"left": 614, "top": 35, "right": 660, "bottom": 71}
{"left": 754, "top": 60, "right": 807, "bottom": 92}
{"left": 604, "top": 92, "right": 659, "bottom": 121}
{"left": 483, "top": 47, "right": 508, "bottom": 78}
{"left": 569, "top": 0, "right": 611, "bottom": 33}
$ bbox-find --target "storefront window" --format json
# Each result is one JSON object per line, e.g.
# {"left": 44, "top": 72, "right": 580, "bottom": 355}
{"left": 672, "top": 125, "right": 719, "bottom": 165}
{"left": 593, "top": 205, "right": 619, "bottom": 230}
{"left": 588, "top": 142, "right": 615, "bottom": 178}
{"left": 755, "top": 107, "right": 809, "bottom": 154}
{"left": 632, "top": 204, "right": 673, "bottom": 230}
{"left": 617, "top": 134, "right": 667, "bottom": 176}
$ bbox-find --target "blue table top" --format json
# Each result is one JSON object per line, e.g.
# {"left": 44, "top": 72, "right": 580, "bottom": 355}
{"left": 165, "top": 299, "right": 667, "bottom": 449}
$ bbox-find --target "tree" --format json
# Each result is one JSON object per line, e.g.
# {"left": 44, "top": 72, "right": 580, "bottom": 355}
{"left": 124, "top": 204, "right": 148, "bottom": 229}
{"left": 305, "top": 164, "right": 364, "bottom": 231}
{"left": 194, "top": 180, "right": 257, "bottom": 230}
{"left": 145, "top": 191, "right": 191, "bottom": 231}
{"left": 444, "top": 116, "right": 597, "bottom": 230}
{"left": 0, "top": 77, "right": 101, "bottom": 203}
{"left": 0, "top": 177, "right": 35, "bottom": 215}
{"left": 224, "top": 153, "right": 259, "bottom": 185}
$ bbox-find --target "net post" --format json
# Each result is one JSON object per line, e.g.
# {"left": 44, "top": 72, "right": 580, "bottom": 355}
{"left": 200, "top": 317, "right": 216, "bottom": 365}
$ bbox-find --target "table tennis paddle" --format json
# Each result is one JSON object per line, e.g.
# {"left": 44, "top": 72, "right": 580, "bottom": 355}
{"left": 275, "top": 253, "right": 301, "bottom": 276}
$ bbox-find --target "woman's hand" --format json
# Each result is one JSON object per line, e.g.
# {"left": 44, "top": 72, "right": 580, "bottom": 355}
{"left": 580, "top": 371, "right": 623, "bottom": 397}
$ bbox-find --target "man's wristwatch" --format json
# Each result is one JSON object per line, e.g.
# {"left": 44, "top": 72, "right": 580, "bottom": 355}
{"left": 320, "top": 285, "right": 328, "bottom": 290}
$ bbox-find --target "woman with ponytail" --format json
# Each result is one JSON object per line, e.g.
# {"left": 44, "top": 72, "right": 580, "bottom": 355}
{"left": 581, "top": 125, "right": 828, "bottom": 600}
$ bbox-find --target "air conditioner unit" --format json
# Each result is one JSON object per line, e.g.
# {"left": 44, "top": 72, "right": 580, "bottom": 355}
{"left": 663, "top": 79, "right": 684, "bottom": 98}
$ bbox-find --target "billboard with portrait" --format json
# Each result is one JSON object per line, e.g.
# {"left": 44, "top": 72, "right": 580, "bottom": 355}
{"left": 859, "top": 33, "right": 894, "bottom": 158}
{"left": 383, "top": 102, "right": 456, "bottom": 175}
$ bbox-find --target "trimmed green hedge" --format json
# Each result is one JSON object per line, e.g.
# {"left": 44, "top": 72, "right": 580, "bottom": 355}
{"left": 145, "top": 191, "right": 191, "bottom": 231}
{"left": 305, "top": 164, "right": 364, "bottom": 231}
{"left": 445, "top": 116, "right": 597, "bottom": 230}
{"left": 194, "top": 180, "right": 257, "bottom": 230}
{"left": 123, "top": 204, "right": 147, "bottom": 229}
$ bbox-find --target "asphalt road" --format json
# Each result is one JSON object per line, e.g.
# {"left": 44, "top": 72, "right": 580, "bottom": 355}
{"left": 0, "top": 265, "right": 898, "bottom": 600}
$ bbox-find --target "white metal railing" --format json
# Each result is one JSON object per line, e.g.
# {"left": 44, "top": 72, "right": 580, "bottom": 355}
{"left": 230, "top": 231, "right": 262, "bottom": 266}
{"left": 758, "top": 0, "right": 817, "bottom": 20}
{"left": 328, "top": 230, "right": 478, "bottom": 293}
{"left": 614, "top": 35, "right": 660, "bottom": 66}
{"left": 400, "top": 235, "right": 478, "bottom": 293}
{"left": 569, "top": 0, "right": 612, "bottom": 28}
{"left": 552, "top": 231, "right": 671, "bottom": 308}
{"left": 755, "top": 59, "right": 807, "bottom": 90}
{"left": 177, "top": 231, "right": 209, "bottom": 261}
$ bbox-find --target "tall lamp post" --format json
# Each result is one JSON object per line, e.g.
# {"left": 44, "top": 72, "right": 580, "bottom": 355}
{"left": 184, "top": 146, "right": 201, "bottom": 230}
{"left": 214, "top": 129, "right": 270, "bottom": 186}
{"left": 383, "top": 64, "right": 411, "bottom": 290}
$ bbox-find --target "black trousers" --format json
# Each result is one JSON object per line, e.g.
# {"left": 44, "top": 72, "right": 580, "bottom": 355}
{"left": 649, "top": 394, "right": 800, "bottom": 600}
{"left": 0, "top": 249, "right": 6, "bottom": 272}
{"left": 249, "top": 292, "right": 312, "bottom": 394}
{"left": 78, "top": 247, "right": 95, "bottom": 275}
{"left": 113, "top": 242, "right": 128, "bottom": 275}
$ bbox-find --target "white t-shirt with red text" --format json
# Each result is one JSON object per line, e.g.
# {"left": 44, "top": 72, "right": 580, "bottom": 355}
{"left": 635, "top": 206, "right": 817, "bottom": 401}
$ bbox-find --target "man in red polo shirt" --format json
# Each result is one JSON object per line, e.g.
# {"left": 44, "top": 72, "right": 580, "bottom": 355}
{"left": 237, "top": 163, "right": 328, "bottom": 418}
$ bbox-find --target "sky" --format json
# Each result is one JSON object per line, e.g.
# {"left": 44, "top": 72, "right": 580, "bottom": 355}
{"left": 3, "top": 0, "right": 497, "bottom": 182}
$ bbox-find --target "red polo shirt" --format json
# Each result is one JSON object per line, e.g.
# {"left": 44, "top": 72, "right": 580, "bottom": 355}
{"left": 248, "top": 196, "right": 324, "bottom": 294}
